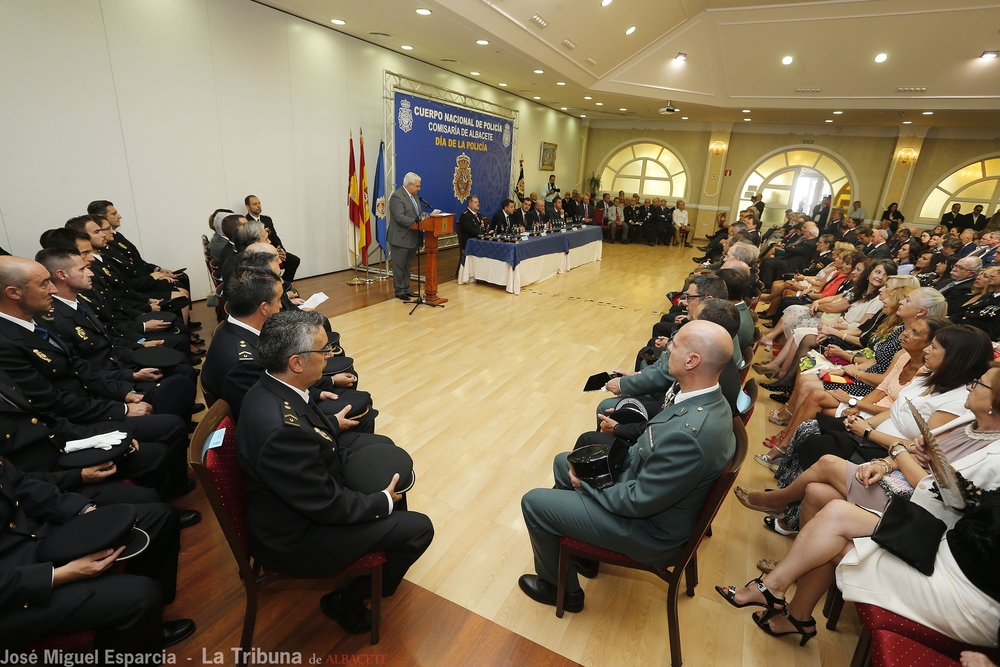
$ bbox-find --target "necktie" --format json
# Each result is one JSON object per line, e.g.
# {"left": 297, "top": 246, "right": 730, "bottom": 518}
{"left": 33, "top": 325, "right": 49, "bottom": 341}
{"left": 77, "top": 303, "right": 87, "bottom": 315}
{"left": 940, "top": 281, "right": 955, "bottom": 293}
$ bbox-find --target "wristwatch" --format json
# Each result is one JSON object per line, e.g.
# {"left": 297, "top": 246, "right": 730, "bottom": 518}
{"left": 848, "top": 397, "right": 858, "bottom": 407}
{"left": 889, "top": 444, "right": 907, "bottom": 458}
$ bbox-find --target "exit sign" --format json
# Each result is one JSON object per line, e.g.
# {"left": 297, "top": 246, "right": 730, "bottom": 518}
{"left": 802, "top": 139, "right": 815, "bottom": 144}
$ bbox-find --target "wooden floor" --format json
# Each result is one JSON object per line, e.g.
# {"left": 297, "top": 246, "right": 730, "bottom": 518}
{"left": 178, "top": 240, "right": 861, "bottom": 666}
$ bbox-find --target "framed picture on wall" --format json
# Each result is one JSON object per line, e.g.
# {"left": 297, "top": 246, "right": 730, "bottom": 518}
{"left": 539, "top": 142, "right": 557, "bottom": 171}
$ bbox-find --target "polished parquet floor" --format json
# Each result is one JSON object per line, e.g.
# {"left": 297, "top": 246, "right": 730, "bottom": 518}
{"left": 179, "top": 240, "right": 862, "bottom": 666}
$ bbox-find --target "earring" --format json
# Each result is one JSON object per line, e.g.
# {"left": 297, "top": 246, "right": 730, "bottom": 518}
{"left": 990, "top": 410, "right": 996, "bottom": 416}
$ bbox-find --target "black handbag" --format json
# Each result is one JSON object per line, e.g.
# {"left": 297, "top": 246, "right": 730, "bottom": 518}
{"left": 871, "top": 495, "right": 946, "bottom": 576}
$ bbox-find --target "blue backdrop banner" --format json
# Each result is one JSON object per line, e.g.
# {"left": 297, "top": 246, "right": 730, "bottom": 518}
{"left": 393, "top": 92, "right": 513, "bottom": 219}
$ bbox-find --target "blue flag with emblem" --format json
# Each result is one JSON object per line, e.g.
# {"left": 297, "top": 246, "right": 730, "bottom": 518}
{"left": 372, "top": 141, "right": 388, "bottom": 255}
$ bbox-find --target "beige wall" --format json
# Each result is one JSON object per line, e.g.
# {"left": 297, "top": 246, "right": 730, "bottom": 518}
{"left": 902, "top": 134, "right": 1000, "bottom": 223}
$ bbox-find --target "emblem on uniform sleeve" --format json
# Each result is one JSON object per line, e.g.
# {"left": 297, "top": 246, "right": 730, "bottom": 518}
{"left": 397, "top": 99, "right": 413, "bottom": 133}
{"left": 453, "top": 153, "right": 472, "bottom": 202}
{"left": 314, "top": 427, "right": 333, "bottom": 442}
{"left": 32, "top": 349, "right": 52, "bottom": 363}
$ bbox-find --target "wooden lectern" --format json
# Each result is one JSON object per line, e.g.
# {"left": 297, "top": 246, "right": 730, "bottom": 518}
{"left": 411, "top": 213, "right": 453, "bottom": 305}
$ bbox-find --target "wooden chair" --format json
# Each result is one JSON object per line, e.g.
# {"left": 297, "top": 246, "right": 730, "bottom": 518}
{"left": 554, "top": 417, "right": 749, "bottom": 667}
{"left": 190, "top": 401, "right": 386, "bottom": 665}
{"left": 594, "top": 208, "right": 607, "bottom": 239}
{"left": 739, "top": 378, "right": 758, "bottom": 426}
{"left": 201, "top": 234, "right": 227, "bottom": 322}
{"left": 739, "top": 345, "right": 754, "bottom": 382}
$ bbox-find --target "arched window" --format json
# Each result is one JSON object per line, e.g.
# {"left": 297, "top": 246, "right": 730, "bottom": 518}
{"left": 918, "top": 157, "right": 1000, "bottom": 222}
{"left": 735, "top": 148, "right": 854, "bottom": 226}
{"left": 599, "top": 142, "right": 687, "bottom": 200}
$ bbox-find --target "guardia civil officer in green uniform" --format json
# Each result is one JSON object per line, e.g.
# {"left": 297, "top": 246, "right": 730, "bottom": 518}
{"left": 519, "top": 320, "right": 737, "bottom": 611}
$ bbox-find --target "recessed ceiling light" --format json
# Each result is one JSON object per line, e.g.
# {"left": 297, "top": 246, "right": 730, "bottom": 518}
{"left": 625, "top": 26, "right": 636, "bottom": 35}
{"left": 619, "top": 107, "right": 627, "bottom": 111}
{"left": 681, "top": 116, "right": 689, "bottom": 120}
{"left": 415, "top": 8, "right": 431, "bottom": 15}
{"left": 742, "top": 109, "right": 751, "bottom": 113}
{"left": 498, "top": 82, "right": 507, "bottom": 87}
{"left": 584, "top": 96, "right": 592, "bottom": 100}
{"left": 556, "top": 81, "right": 566, "bottom": 86}
{"left": 441, "top": 58, "right": 458, "bottom": 63}
{"left": 533, "top": 69, "right": 544, "bottom": 74}
{"left": 874, "top": 53, "right": 888, "bottom": 63}
{"left": 595, "top": 102, "right": 603, "bottom": 106}
{"left": 922, "top": 111, "right": 934, "bottom": 115}
{"left": 601, "top": 0, "right": 612, "bottom": 5}
{"left": 580, "top": 114, "right": 587, "bottom": 118}
{"left": 833, "top": 110, "right": 843, "bottom": 115}
{"left": 744, "top": 118, "right": 752, "bottom": 121}
{"left": 560, "top": 107, "right": 568, "bottom": 110}
{"left": 825, "top": 119, "right": 833, "bottom": 123}
{"left": 675, "top": 53, "right": 687, "bottom": 61}
{"left": 401, "top": 45, "right": 413, "bottom": 50}
{"left": 369, "top": 32, "right": 392, "bottom": 38}
{"left": 331, "top": 19, "right": 345, "bottom": 25}
{"left": 533, "top": 96, "right": 541, "bottom": 100}
{"left": 470, "top": 71, "right": 480, "bottom": 76}
{"left": 982, "top": 51, "right": 999, "bottom": 59}
{"left": 476, "top": 39, "right": 489, "bottom": 45}
{"left": 903, "top": 121, "right": 913, "bottom": 124}
{"left": 781, "top": 56, "right": 793, "bottom": 65}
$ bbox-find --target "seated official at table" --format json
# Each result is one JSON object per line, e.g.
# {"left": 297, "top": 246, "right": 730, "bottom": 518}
{"left": 457, "top": 195, "right": 486, "bottom": 252}
{"left": 236, "top": 310, "right": 433, "bottom": 634}
{"left": 518, "top": 320, "right": 736, "bottom": 611}
{"left": 490, "top": 199, "right": 519, "bottom": 235}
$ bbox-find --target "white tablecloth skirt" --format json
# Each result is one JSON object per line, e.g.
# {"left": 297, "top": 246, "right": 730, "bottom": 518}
{"left": 458, "top": 240, "right": 602, "bottom": 294}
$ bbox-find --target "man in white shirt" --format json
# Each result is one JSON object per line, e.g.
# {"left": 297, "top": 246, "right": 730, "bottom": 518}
{"left": 848, "top": 201, "right": 867, "bottom": 223}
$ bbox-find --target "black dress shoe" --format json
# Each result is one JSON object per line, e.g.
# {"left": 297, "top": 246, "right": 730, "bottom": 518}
{"left": 178, "top": 509, "right": 202, "bottom": 529}
{"left": 575, "top": 558, "right": 600, "bottom": 579}
{"left": 188, "top": 320, "right": 202, "bottom": 327}
{"left": 697, "top": 245, "right": 710, "bottom": 251}
{"left": 404, "top": 291, "right": 418, "bottom": 298}
{"left": 692, "top": 256, "right": 708, "bottom": 264}
{"left": 396, "top": 294, "right": 412, "bottom": 301}
{"left": 191, "top": 402, "right": 205, "bottom": 415}
{"left": 760, "top": 381, "right": 792, "bottom": 392}
{"left": 518, "top": 574, "right": 584, "bottom": 613}
{"left": 190, "top": 349, "right": 206, "bottom": 358}
{"left": 162, "top": 619, "right": 196, "bottom": 647}
{"left": 320, "top": 591, "right": 372, "bottom": 634}
{"left": 171, "top": 478, "right": 196, "bottom": 499}
{"left": 770, "top": 392, "right": 791, "bottom": 404}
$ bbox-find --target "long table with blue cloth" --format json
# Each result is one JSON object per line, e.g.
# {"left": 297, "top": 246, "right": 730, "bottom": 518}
{"left": 457, "top": 226, "right": 603, "bottom": 294}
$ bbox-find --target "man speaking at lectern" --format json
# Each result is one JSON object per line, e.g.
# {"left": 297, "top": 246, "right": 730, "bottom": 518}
{"left": 387, "top": 172, "right": 423, "bottom": 301}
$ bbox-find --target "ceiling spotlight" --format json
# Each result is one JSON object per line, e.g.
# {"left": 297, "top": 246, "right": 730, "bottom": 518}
{"left": 401, "top": 45, "right": 413, "bottom": 50}
{"left": 556, "top": 81, "right": 566, "bottom": 86}
{"left": 560, "top": 107, "right": 567, "bottom": 110}
{"left": 903, "top": 121, "right": 913, "bottom": 124}
{"left": 742, "top": 109, "right": 751, "bottom": 113}
{"left": 498, "top": 82, "right": 507, "bottom": 87}
{"left": 601, "top": 0, "right": 612, "bottom": 5}
{"left": 533, "top": 96, "right": 541, "bottom": 100}
{"left": 982, "top": 51, "right": 999, "bottom": 59}
{"left": 874, "top": 53, "right": 888, "bottom": 63}
{"left": 681, "top": 116, "right": 689, "bottom": 120}
{"left": 744, "top": 118, "right": 752, "bottom": 121}
{"left": 825, "top": 119, "right": 833, "bottom": 123}
{"left": 781, "top": 56, "right": 793, "bottom": 65}
{"left": 580, "top": 114, "right": 587, "bottom": 118}
{"left": 922, "top": 111, "right": 934, "bottom": 115}
{"left": 331, "top": 19, "right": 345, "bottom": 25}
{"left": 470, "top": 71, "right": 480, "bottom": 76}
{"left": 619, "top": 107, "right": 627, "bottom": 111}
{"left": 595, "top": 102, "right": 603, "bottom": 106}
{"left": 533, "top": 69, "right": 544, "bottom": 74}
{"left": 476, "top": 39, "right": 489, "bottom": 45}
{"left": 675, "top": 52, "right": 687, "bottom": 61}
{"left": 584, "top": 96, "right": 592, "bottom": 100}
{"left": 833, "top": 110, "right": 843, "bottom": 115}
{"left": 530, "top": 13, "right": 549, "bottom": 28}
{"left": 625, "top": 26, "right": 636, "bottom": 35}
{"left": 415, "top": 8, "right": 431, "bottom": 15}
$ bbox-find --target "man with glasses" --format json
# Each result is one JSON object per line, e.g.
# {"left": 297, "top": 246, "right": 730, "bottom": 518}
{"left": 236, "top": 310, "right": 433, "bottom": 635}
{"left": 935, "top": 256, "right": 982, "bottom": 315}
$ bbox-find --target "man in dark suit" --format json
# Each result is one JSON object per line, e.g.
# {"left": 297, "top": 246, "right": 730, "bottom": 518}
{"left": 0, "top": 456, "right": 194, "bottom": 650}
{"left": 976, "top": 232, "right": 1000, "bottom": 266}
{"left": 491, "top": 198, "right": 518, "bottom": 235}
{"left": 758, "top": 223, "right": 819, "bottom": 286}
{"left": 512, "top": 198, "right": 533, "bottom": 232}
{"left": 935, "top": 256, "right": 982, "bottom": 315}
{"left": 959, "top": 204, "right": 988, "bottom": 232}
{"left": 811, "top": 196, "right": 831, "bottom": 227}
{"left": 546, "top": 197, "right": 567, "bottom": 226}
{"left": 236, "top": 310, "right": 433, "bottom": 633}
{"left": 245, "top": 195, "right": 300, "bottom": 283}
{"left": 941, "top": 203, "right": 963, "bottom": 228}
{"left": 867, "top": 229, "right": 892, "bottom": 259}
{"left": 518, "top": 320, "right": 736, "bottom": 611}
{"left": 456, "top": 195, "right": 485, "bottom": 252}
{"left": 527, "top": 199, "right": 546, "bottom": 231}
{"left": 0, "top": 257, "right": 192, "bottom": 498}
{"left": 578, "top": 194, "right": 595, "bottom": 225}
{"left": 387, "top": 173, "right": 423, "bottom": 300}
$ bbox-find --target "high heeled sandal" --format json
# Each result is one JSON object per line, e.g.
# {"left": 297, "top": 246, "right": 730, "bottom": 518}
{"left": 752, "top": 362, "right": 781, "bottom": 379}
{"left": 763, "top": 515, "right": 799, "bottom": 536}
{"left": 767, "top": 408, "right": 791, "bottom": 426}
{"left": 715, "top": 577, "right": 787, "bottom": 613}
{"left": 763, "top": 430, "right": 786, "bottom": 448}
{"left": 734, "top": 486, "right": 782, "bottom": 513}
{"left": 753, "top": 610, "right": 817, "bottom": 646}
{"left": 754, "top": 447, "right": 785, "bottom": 472}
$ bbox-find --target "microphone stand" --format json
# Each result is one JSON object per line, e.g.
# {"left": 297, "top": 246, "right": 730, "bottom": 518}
{"left": 410, "top": 200, "right": 444, "bottom": 315}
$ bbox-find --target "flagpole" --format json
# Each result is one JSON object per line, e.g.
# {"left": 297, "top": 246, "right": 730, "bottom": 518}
{"left": 347, "top": 222, "right": 365, "bottom": 285}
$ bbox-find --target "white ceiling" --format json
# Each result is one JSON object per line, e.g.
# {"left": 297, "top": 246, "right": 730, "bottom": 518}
{"left": 257, "top": 0, "right": 1000, "bottom": 127}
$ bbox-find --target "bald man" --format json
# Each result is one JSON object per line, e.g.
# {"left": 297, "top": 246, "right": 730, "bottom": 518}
{"left": 518, "top": 320, "right": 737, "bottom": 612}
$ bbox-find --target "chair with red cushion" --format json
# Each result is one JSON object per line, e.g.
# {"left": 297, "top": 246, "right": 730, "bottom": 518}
{"left": 554, "top": 416, "right": 749, "bottom": 667}
{"left": 851, "top": 603, "right": 1000, "bottom": 667}
{"left": 869, "top": 630, "right": 961, "bottom": 667}
{"left": 190, "top": 401, "right": 386, "bottom": 666}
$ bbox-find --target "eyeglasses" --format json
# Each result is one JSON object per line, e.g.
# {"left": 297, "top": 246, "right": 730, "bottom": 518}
{"left": 291, "top": 345, "right": 335, "bottom": 358}
{"left": 968, "top": 378, "right": 993, "bottom": 391}
{"left": 680, "top": 292, "right": 701, "bottom": 302}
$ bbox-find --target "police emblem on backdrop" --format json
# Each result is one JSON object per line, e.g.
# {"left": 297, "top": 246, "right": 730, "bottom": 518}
{"left": 502, "top": 123, "right": 511, "bottom": 148}
{"left": 453, "top": 153, "right": 472, "bottom": 202}
{"left": 397, "top": 99, "right": 413, "bottom": 133}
